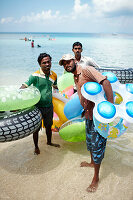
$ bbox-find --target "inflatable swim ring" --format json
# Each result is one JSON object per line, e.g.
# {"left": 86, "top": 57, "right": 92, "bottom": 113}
{"left": 59, "top": 117, "right": 86, "bottom": 142}
{"left": 52, "top": 92, "right": 68, "bottom": 123}
{"left": 0, "top": 106, "right": 42, "bottom": 142}
{"left": 93, "top": 116, "right": 129, "bottom": 139}
{"left": 81, "top": 72, "right": 133, "bottom": 139}
{"left": 42, "top": 93, "right": 69, "bottom": 131}
{"left": 0, "top": 86, "right": 41, "bottom": 111}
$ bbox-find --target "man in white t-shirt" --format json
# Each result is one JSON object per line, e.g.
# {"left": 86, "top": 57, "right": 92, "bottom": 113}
{"left": 72, "top": 41, "right": 100, "bottom": 68}
{"left": 72, "top": 42, "right": 100, "bottom": 92}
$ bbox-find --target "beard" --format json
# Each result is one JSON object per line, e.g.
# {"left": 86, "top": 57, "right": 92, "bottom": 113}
{"left": 66, "top": 62, "right": 76, "bottom": 73}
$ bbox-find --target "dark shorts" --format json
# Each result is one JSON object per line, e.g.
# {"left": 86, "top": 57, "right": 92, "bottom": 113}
{"left": 85, "top": 118, "right": 107, "bottom": 164}
{"left": 37, "top": 105, "right": 53, "bottom": 128}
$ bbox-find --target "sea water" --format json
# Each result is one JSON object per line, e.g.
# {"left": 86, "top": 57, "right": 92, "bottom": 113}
{"left": 0, "top": 32, "right": 133, "bottom": 86}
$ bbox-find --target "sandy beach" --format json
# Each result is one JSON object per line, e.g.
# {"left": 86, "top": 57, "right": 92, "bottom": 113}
{"left": 0, "top": 125, "right": 133, "bottom": 200}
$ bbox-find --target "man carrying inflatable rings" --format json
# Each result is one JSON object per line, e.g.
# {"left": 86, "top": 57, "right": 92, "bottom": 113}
{"left": 20, "top": 53, "right": 60, "bottom": 155}
{"left": 59, "top": 54, "right": 113, "bottom": 193}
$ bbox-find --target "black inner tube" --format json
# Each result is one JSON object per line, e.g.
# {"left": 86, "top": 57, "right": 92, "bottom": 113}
{"left": 97, "top": 68, "right": 133, "bottom": 83}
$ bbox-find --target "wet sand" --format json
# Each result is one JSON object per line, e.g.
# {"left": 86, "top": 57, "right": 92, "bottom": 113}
{"left": 0, "top": 126, "right": 133, "bottom": 200}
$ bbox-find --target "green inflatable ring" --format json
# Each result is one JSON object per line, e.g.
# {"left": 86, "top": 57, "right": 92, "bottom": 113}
{"left": 59, "top": 118, "right": 86, "bottom": 142}
{"left": 0, "top": 86, "right": 41, "bottom": 111}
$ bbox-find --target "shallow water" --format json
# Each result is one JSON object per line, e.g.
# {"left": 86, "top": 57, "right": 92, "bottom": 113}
{"left": 0, "top": 32, "right": 133, "bottom": 86}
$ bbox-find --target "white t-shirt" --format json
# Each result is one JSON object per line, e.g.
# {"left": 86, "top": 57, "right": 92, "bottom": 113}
{"left": 75, "top": 56, "right": 100, "bottom": 68}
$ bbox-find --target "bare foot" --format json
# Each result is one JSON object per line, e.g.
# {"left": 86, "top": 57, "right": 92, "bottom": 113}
{"left": 80, "top": 161, "right": 94, "bottom": 168}
{"left": 34, "top": 147, "right": 40, "bottom": 155}
{"left": 47, "top": 142, "right": 60, "bottom": 148}
{"left": 86, "top": 179, "right": 99, "bottom": 193}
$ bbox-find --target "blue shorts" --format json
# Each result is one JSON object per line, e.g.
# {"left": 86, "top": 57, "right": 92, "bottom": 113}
{"left": 85, "top": 118, "right": 107, "bottom": 164}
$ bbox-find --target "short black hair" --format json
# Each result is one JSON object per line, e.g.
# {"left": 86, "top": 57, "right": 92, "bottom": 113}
{"left": 72, "top": 42, "right": 82, "bottom": 49}
{"left": 37, "top": 53, "right": 52, "bottom": 65}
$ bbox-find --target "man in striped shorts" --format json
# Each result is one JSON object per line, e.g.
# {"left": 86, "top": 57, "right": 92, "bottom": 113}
{"left": 59, "top": 54, "right": 113, "bottom": 193}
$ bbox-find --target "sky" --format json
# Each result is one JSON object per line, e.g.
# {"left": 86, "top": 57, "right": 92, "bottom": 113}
{"left": 0, "top": 0, "right": 133, "bottom": 33}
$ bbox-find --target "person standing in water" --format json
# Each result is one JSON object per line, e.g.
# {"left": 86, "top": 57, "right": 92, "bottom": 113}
{"left": 31, "top": 40, "right": 34, "bottom": 48}
{"left": 59, "top": 54, "right": 113, "bottom": 193}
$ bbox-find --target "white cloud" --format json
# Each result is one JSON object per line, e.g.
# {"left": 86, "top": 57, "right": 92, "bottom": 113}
{"left": 1, "top": 0, "right": 133, "bottom": 25}
{"left": 0, "top": 17, "right": 14, "bottom": 24}
{"left": 0, "top": 0, "right": 91, "bottom": 25}
{"left": 0, "top": 0, "right": 133, "bottom": 33}
{"left": 0, "top": 10, "right": 60, "bottom": 24}
{"left": 93, "top": 0, "right": 133, "bottom": 15}
{"left": 15, "top": 10, "right": 60, "bottom": 23}
{"left": 72, "top": 0, "right": 91, "bottom": 19}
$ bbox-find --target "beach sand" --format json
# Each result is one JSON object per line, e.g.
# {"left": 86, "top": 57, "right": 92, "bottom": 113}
{"left": 0, "top": 126, "right": 133, "bottom": 200}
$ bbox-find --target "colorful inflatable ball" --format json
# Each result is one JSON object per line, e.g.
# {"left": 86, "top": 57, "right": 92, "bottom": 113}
{"left": 81, "top": 72, "right": 133, "bottom": 139}
{"left": 64, "top": 93, "right": 84, "bottom": 120}
{"left": 57, "top": 73, "right": 74, "bottom": 92}
{"left": 59, "top": 118, "right": 86, "bottom": 142}
{"left": 0, "top": 86, "right": 41, "bottom": 111}
{"left": 0, "top": 106, "right": 42, "bottom": 142}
